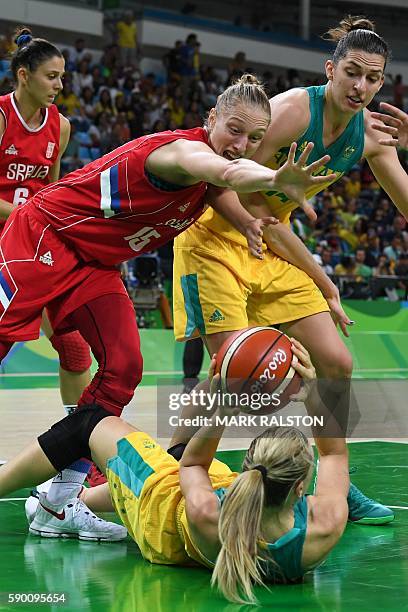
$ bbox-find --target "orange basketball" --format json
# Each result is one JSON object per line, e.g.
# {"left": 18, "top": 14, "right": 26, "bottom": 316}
{"left": 214, "top": 327, "right": 301, "bottom": 415}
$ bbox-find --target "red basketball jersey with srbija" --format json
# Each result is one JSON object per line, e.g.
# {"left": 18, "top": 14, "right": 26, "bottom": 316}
{"left": 0, "top": 92, "right": 60, "bottom": 231}
{"left": 28, "top": 127, "right": 209, "bottom": 266}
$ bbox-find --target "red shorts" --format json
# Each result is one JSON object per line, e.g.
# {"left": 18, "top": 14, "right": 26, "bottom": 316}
{"left": 0, "top": 206, "right": 127, "bottom": 341}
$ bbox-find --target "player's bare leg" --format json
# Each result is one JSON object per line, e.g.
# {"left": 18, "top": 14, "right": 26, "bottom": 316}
{"left": 281, "top": 311, "right": 394, "bottom": 525}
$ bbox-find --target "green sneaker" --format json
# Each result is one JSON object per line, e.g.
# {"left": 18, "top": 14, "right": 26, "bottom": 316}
{"left": 348, "top": 483, "right": 395, "bottom": 525}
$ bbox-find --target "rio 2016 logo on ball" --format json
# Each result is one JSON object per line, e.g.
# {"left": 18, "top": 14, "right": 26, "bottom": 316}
{"left": 215, "top": 327, "right": 301, "bottom": 415}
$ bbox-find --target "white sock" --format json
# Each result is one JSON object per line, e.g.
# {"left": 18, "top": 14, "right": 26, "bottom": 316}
{"left": 44, "top": 404, "right": 91, "bottom": 508}
{"left": 63, "top": 404, "right": 77, "bottom": 416}
{"left": 46, "top": 460, "right": 91, "bottom": 508}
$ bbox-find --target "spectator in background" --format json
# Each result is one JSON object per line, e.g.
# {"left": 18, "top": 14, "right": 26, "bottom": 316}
{"left": 71, "top": 38, "right": 87, "bottom": 66}
{"left": 179, "top": 33, "right": 199, "bottom": 96}
{"left": 394, "top": 254, "right": 408, "bottom": 295}
{"left": 94, "top": 88, "right": 115, "bottom": 117}
{"left": 384, "top": 236, "right": 404, "bottom": 269}
{"left": 387, "top": 74, "right": 405, "bottom": 109}
{"left": 364, "top": 229, "right": 382, "bottom": 267}
{"left": 394, "top": 253, "right": 408, "bottom": 277}
{"left": 227, "top": 51, "right": 247, "bottom": 84}
{"left": 373, "top": 254, "right": 392, "bottom": 277}
{"left": 344, "top": 165, "right": 361, "bottom": 199}
{"left": 335, "top": 255, "right": 358, "bottom": 277}
{"left": 93, "top": 111, "right": 113, "bottom": 154}
{"left": 73, "top": 59, "right": 93, "bottom": 96}
{"left": 57, "top": 81, "right": 81, "bottom": 117}
{"left": 321, "top": 247, "right": 334, "bottom": 276}
{"left": 61, "top": 48, "right": 76, "bottom": 72}
{"left": 384, "top": 214, "right": 408, "bottom": 245}
{"left": 80, "top": 86, "right": 96, "bottom": 121}
{"left": 116, "top": 10, "right": 139, "bottom": 68}
{"left": 354, "top": 248, "right": 373, "bottom": 279}
{"left": 166, "top": 85, "right": 185, "bottom": 126}
{"left": 163, "top": 40, "right": 183, "bottom": 82}
{"left": 91, "top": 65, "right": 105, "bottom": 93}
{"left": 330, "top": 180, "right": 347, "bottom": 209}
{"left": 184, "top": 100, "right": 202, "bottom": 128}
{"left": 61, "top": 121, "right": 83, "bottom": 175}
{"left": 111, "top": 111, "right": 131, "bottom": 148}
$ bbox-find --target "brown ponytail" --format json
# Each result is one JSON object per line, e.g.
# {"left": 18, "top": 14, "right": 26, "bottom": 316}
{"left": 323, "top": 15, "right": 390, "bottom": 67}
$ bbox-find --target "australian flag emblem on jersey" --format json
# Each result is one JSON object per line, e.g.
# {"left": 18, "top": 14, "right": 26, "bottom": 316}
{"left": 100, "top": 159, "right": 129, "bottom": 218}
{"left": 0, "top": 266, "right": 17, "bottom": 319}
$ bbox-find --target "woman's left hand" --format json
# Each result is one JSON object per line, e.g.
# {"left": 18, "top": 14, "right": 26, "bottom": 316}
{"left": 208, "top": 354, "right": 240, "bottom": 416}
{"left": 273, "top": 142, "right": 337, "bottom": 223}
{"left": 289, "top": 338, "right": 316, "bottom": 402}
{"left": 244, "top": 216, "right": 278, "bottom": 259}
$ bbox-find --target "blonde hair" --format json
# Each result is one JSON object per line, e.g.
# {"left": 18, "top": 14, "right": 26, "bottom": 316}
{"left": 324, "top": 15, "right": 390, "bottom": 66}
{"left": 214, "top": 73, "right": 271, "bottom": 122}
{"left": 211, "top": 427, "right": 314, "bottom": 605}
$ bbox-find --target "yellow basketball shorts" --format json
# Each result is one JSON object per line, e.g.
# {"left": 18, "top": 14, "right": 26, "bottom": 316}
{"left": 173, "top": 223, "right": 329, "bottom": 341}
{"left": 106, "top": 431, "right": 235, "bottom": 565}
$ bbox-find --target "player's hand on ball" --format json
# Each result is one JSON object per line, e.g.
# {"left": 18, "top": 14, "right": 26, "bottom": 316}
{"left": 208, "top": 354, "right": 220, "bottom": 394}
{"left": 208, "top": 354, "right": 240, "bottom": 416}
{"left": 244, "top": 217, "right": 278, "bottom": 260}
{"left": 289, "top": 338, "right": 316, "bottom": 402}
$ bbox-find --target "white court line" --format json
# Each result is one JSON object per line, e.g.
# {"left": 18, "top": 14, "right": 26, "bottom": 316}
{"left": 1, "top": 368, "right": 408, "bottom": 378}
{"left": 0, "top": 498, "right": 407, "bottom": 509}
{"left": 351, "top": 331, "right": 408, "bottom": 335}
{"left": 220, "top": 440, "right": 408, "bottom": 451}
{"left": 0, "top": 370, "right": 185, "bottom": 377}
{"left": 387, "top": 505, "right": 408, "bottom": 510}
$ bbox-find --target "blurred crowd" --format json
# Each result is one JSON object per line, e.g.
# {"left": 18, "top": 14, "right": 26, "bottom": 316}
{"left": 0, "top": 12, "right": 407, "bottom": 302}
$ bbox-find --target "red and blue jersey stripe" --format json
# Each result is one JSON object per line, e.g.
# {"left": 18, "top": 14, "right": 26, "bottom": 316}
{"left": 0, "top": 266, "right": 17, "bottom": 318}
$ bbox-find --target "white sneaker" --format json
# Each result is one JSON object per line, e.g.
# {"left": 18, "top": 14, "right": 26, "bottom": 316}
{"left": 25, "top": 478, "right": 54, "bottom": 524}
{"left": 29, "top": 493, "right": 128, "bottom": 542}
{"left": 25, "top": 492, "right": 40, "bottom": 525}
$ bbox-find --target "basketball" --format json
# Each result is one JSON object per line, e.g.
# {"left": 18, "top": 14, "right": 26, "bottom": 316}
{"left": 214, "top": 327, "right": 302, "bottom": 415}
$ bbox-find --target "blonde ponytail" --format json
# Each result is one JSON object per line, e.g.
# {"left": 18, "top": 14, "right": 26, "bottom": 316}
{"left": 212, "top": 427, "right": 314, "bottom": 605}
{"left": 211, "top": 469, "right": 265, "bottom": 604}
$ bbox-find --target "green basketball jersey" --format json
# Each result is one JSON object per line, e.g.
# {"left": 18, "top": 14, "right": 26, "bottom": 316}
{"left": 263, "top": 84, "right": 365, "bottom": 224}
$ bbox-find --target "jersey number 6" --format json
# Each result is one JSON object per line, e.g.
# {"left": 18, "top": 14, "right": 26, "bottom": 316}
{"left": 13, "top": 187, "right": 29, "bottom": 206}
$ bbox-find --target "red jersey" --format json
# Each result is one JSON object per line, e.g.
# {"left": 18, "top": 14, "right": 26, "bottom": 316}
{"left": 29, "top": 127, "right": 209, "bottom": 266}
{"left": 0, "top": 93, "right": 60, "bottom": 232}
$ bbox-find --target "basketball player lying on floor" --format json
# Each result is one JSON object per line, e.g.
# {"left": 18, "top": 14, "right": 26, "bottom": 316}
{"left": 0, "top": 341, "right": 351, "bottom": 605}
{"left": 0, "top": 74, "right": 335, "bottom": 539}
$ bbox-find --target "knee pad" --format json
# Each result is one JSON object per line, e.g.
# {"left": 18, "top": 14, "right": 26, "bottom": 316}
{"left": 50, "top": 331, "right": 92, "bottom": 373}
{"left": 37, "top": 404, "right": 111, "bottom": 472}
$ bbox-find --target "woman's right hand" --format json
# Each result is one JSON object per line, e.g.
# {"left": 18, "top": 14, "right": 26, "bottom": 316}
{"left": 371, "top": 102, "right": 408, "bottom": 150}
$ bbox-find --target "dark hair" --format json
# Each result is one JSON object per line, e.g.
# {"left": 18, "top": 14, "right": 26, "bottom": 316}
{"left": 11, "top": 26, "right": 63, "bottom": 80}
{"left": 324, "top": 15, "right": 390, "bottom": 67}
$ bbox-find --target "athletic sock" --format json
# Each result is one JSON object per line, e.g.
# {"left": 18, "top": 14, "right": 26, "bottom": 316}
{"left": 63, "top": 404, "right": 77, "bottom": 415}
{"left": 46, "top": 459, "right": 91, "bottom": 507}
{"left": 45, "top": 404, "right": 90, "bottom": 508}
